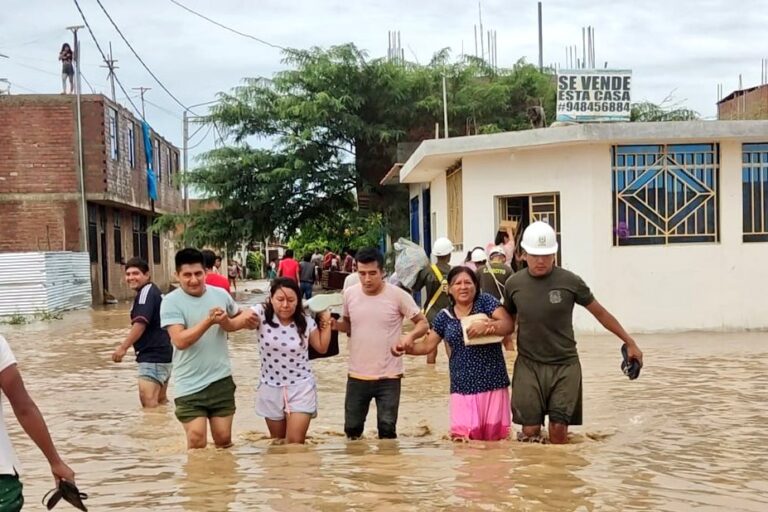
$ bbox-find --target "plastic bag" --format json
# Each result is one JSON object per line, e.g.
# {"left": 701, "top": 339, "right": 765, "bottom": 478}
{"left": 393, "top": 238, "right": 429, "bottom": 289}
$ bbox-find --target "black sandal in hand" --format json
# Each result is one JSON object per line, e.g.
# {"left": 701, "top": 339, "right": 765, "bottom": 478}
{"left": 43, "top": 479, "right": 88, "bottom": 511}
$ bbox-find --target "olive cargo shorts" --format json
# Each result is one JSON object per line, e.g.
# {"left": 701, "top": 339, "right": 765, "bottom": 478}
{"left": 511, "top": 355, "right": 583, "bottom": 426}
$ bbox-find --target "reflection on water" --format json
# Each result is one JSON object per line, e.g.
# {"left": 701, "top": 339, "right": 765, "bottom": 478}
{"left": 1, "top": 295, "right": 767, "bottom": 510}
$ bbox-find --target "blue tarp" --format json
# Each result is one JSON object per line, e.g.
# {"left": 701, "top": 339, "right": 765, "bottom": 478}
{"left": 141, "top": 121, "right": 158, "bottom": 201}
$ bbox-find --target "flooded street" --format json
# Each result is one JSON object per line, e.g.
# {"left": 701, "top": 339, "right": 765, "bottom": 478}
{"left": 1, "top": 292, "right": 767, "bottom": 511}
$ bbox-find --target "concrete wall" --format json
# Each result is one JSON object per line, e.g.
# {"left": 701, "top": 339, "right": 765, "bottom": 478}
{"left": 424, "top": 142, "right": 768, "bottom": 333}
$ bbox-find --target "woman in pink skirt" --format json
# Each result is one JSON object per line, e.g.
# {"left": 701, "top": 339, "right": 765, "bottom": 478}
{"left": 393, "top": 266, "right": 515, "bottom": 441}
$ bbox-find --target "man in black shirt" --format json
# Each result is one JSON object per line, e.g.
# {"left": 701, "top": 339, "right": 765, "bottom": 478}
{"left": 112, "top": 257, "right": 173, "bottom": 408}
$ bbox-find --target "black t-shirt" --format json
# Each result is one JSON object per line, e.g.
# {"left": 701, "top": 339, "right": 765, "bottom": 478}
{"left": 504, "top": 267, "right": 594, "bottom": 364}
{"left": 131, "top": 283, "right": 173, "bottom": 363}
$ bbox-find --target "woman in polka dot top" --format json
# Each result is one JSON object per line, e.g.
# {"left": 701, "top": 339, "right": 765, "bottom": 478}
{"left": 250, "top": 278, "right": 332, "bottom": 443}
{"left": 392, "top": 266, "right": 515, "bottom": 441}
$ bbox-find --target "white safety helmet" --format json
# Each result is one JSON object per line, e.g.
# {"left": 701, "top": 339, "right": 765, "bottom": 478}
{"left": 470, "top": 248, "right": 487, "bottom": 263}
{"left": 488, "top": 246, "right": 506, "bottom": 260}
{"left": 520, "top": 221, "right": 558, "bottom": 255}
{"left": 432, "top": 237, "right": 454, "bottom": 257}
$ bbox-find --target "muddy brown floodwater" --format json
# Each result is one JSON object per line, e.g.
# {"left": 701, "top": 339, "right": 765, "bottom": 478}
{"left": 1, "top": 292, "right": 766, "bottom": 511}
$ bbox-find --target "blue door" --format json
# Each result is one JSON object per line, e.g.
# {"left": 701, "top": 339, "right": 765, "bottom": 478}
{"left": 410, "top": 196, "right": 420, "bottom": 244}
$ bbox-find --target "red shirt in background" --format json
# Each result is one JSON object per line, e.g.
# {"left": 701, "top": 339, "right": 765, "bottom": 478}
{"left": 205, "top": 272, "right": 231, "bottom": 292}
{"left": 278, "top": 258, "right": 300, "bottom": 283}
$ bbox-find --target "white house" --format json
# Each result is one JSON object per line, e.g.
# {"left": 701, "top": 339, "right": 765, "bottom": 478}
{"left": 395, "top": 121, "right": 768, "bottom": 333}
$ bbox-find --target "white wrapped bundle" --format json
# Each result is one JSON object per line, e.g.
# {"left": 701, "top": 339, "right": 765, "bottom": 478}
{"left": 393, "top": 238, "right": 429, "bottom": 290}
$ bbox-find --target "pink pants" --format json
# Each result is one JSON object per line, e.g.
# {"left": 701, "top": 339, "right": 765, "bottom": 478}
{"left": 450, "top": 388, "right": 511, "bottom": 441}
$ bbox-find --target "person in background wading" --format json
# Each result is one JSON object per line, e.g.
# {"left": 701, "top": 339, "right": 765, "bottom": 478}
{"left": 202, "top": 250, "right": 231, "bottom": 294}
{"left": 299, "top": 254, "right": 315, "bottom": 300}
{"left": 477, "top": 246, "right": 516, "bottom": 351}
{"left": 411, "top": 237, "right": 454, "bottom": 364}
{"left": 112, "top": 257, "right": 174, "bottom": 408}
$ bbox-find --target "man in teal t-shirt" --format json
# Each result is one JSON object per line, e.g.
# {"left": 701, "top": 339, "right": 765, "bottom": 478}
{"left": 161, "top": 248, "right": 258, "bottom": 449}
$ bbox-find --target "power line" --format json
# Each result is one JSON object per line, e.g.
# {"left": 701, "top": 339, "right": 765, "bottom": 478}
{"left": 167, "top": 0, "right": 285, "bottom": 51}
{"left": 187, "top": 125, "right": 213, "bottom": 150}
{"left": 6, "top": 81, "right": 39, "bottom": 93}
{"left": 93, "top": 0, "right": 226, "bottom": 144}
{"left": 71, "top": 0, "right": 142, "bottom": 118}
{"left": 80, "top": 71, "right": 97, "bottom": 93}
{"left": 3, "top": 56, "right": 101, "bottom": 92}
{"left": 94, "top": 0, "right": 192, "bottom": 113}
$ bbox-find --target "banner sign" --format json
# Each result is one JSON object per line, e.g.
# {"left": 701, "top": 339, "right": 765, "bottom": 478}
{"left": 556, "top": 70, "right": 632, "bottom": 122}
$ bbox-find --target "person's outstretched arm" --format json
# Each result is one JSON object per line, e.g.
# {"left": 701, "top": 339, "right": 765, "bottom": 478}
{"left": 585, "top": 300, "right": 643, "bottom": 365}
{"left": 0, "top": 364, "right": 75, "bottom": 485}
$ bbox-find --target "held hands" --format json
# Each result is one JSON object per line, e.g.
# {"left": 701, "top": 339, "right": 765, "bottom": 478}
{"left": 241, "top": 308, "right": 260, "bottom": 330}
{"left": 391, "top": 334, "right": 415, "bottom": 357}
{"left": 208, "top": 307, "right": 227, "bottom": 325}
{"left": 111, "top": 346, "right": 127, "bottom": 363}
{"left": 318, "top": 310, "right": 332, "bottom": 330}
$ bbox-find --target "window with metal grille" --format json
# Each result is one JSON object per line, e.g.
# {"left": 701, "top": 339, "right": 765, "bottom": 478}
{"left": 113, "top": 210, "right": 123, "bottom": 263}
{"left": 88, "top": 205, "right": 98, "bottom": 263}
{"left": 132, "top": 213, "right": 148, "bottom": 261}
{"left": 165, "top": 146, "right": 172, "bottom": 184}
{"left": 152, "top": 230, "right": 161, "bottom": 264}
{"left": 154, "top": 139, "right": 161, "bottom": 182}
{"left": 742, "top": 143, "right": 768, "bottom": 242}
{"left": 174, "top": 151, "right": 180, "bottom": 189}
{"left": 127, "top": 122, "right": 136, "bottom": 168}
{"left": 612, "top": 144, "right": 719, "bottom": 245}
{"left": 108, "top": 108, "right": 119, "bottom": 160}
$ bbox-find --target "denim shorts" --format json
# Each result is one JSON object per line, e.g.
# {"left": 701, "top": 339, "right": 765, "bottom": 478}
{"left": 137, "top": 362, "right": 173, "bottom": 386}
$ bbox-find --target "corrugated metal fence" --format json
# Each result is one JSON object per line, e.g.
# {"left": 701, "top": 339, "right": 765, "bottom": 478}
{"left": 0, "top": 252, "right": 91, "bottom": 317}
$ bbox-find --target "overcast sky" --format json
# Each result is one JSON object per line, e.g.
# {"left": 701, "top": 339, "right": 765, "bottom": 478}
{"left": 2, "top": 0, "right": 767, "bottom": 162}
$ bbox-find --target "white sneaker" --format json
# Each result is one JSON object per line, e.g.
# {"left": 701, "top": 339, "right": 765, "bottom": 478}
{"left": 305, "top": 293, "right": 344, "bottom": 313}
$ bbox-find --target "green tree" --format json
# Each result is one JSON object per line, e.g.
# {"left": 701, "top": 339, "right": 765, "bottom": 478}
{"left": 287, "top": 211, "right": 384, "bottom": 257}
{"left": 163, "top": 45, "right": 557, "bottom": 247}
{"left": 630, "top": 93, "right": 699, "bottom": 121}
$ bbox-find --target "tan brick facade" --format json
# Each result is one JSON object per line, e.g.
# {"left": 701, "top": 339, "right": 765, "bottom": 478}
{"left": 717, "top": 85, "right": 768, "bottom": 120}
{"left": 0, "top": 94, "right": 184, "bottom": 303}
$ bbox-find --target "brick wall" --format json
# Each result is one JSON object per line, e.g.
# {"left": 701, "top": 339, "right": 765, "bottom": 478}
{"left": 0, "top": 200, "right": 80, "bottom": 252}
{"left": 718, "top": 86, "right": 768, "bottom": 120}
{"left": 0, "top": 94, "right": 183, "bottom": 303}
{"left": 98, "top": 98, "right": 183, "bottom": 213}
{"left": 0, "top": 95, "right": 78, "bottom": 194}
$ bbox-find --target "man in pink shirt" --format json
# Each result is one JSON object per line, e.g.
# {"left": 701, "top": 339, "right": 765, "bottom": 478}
{"left": 333, "top": 247, "right": 428, "bottom": 439}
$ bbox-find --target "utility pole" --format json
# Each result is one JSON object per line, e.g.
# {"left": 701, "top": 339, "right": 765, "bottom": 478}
{"left": 66, "top": 24, "right": 87, "bottom": 253}
{"left": 183, "top": 110, "right": 189, "bottom": 214}
{"left": 538, "top": 2, "right": 543, "bottom": 71}
{"left": 133, "top": 86, "right": 151, "bottom": 118}
{"left": 442, "top": 74, "right": 449, "bottom": 138}
{"left": 100, "top": 42, "right": 119, "bottom": 101}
